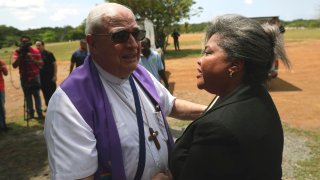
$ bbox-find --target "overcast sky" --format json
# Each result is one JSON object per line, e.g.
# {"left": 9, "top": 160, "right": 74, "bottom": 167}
{"left": 0, "top": 0, "right": 319, "bottom": 30}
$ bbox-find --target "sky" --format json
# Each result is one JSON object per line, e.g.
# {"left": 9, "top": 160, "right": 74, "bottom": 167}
{"left": 0, "top": 0, "right": 319, "bottom": 30}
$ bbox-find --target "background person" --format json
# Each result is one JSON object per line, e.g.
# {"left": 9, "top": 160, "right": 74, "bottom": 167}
{"left": 139, "top": 37, "right": 169, "bottom": 89}
{"left": 35, "top": 40, "right": 57, "bottom": 111}
{"left": 0, "top": 59, "right": 8, "bottom": 132}
{"left": 12, "top": 36, "right": 44, "bottom": 120}
{"left": 44, "top": 3, "right": 206, "bottom": 180}
{"left": 155, "top": 33, "right": 165, "bottom": 50}
{"left": 171, "top": 29, "right": 180, "bottom": 51}
{"left": 170, "top": 14, "right": 291, "bottom": 180}
{"left": 69, "top": 39, "right": 88, "bottom": 73}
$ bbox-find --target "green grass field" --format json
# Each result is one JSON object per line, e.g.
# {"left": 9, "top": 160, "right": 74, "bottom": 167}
{"left": 284, "top": 28, "right": 320, "bottom": 41}
{"left": 0, "top": 41, "right": 80, "bottom": 63}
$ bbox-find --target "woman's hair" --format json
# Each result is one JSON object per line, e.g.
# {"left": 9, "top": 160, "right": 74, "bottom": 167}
{"left": 205, "top": 14, "right": 290, "bottom": 85}
{"left": 261, "top": 23, "right": 291, "bottom": 69}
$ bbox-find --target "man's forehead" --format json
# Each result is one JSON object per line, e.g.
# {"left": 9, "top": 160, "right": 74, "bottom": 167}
{"left": 107, "top": 20, "right": 137, "bottom": 31}
{"left": 109, "top": 25, "right": 139, "bottom": 32}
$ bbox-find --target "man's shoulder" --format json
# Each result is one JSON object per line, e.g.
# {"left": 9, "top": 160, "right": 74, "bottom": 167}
{"left": 150, "top": 50, "right": 161, "bottom": 57}
{"left": 151, "top": 50, "right": 162, "bottom": 61}
{"left": 42, "top": 49, "right": 53, "bottom": 55}
{"left": 61, "top": 67, "right": 89, "bottom": 90}
{"left": 73, "top": 49, "right": 80, "bottom": 55}
{"left": 29, "top": 47, "right": 40, "bottom": 54}
{"left": 74, "top": 49, "right": 88, "bottom": 56}
{"left": 29, "top": 48, "right": 41, "bottom": 59}
{"left": 45, "top": 49, "right": 53, "bottom": 54}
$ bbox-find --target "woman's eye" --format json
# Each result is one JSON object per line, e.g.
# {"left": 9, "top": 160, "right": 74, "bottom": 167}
{"left": 203, "top": 51, "right": 212, "bottom": 56}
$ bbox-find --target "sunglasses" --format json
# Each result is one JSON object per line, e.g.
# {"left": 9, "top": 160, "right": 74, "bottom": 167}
{"left": 92, "top": 28, "right": 146, "bottom": 44}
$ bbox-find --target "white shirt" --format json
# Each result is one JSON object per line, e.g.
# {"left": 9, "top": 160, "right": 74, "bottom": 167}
{"left": 44, "top": 62, "right": 175, "bottom": 180}
{"left": 139, "top": 50, "right": 164, "bottom": 81}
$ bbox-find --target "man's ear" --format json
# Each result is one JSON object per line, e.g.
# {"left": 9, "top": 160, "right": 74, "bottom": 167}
{"left": 86, "top": 35, "right": 95, "bottom": 51}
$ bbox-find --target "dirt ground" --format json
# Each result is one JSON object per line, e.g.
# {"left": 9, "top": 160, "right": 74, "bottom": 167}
{"left": 165, "top": 35, "right": 320, "bottom": 132}
{"left": 4, "top": 35, "right": 320, "bottom": 132}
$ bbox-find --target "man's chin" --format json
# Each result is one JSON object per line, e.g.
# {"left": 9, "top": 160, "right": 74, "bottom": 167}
{"left": 129, "top": 60, "right": 139, "bottom": 68}
{"left": 122, "top": 61, "right": 138, "bottom": 76}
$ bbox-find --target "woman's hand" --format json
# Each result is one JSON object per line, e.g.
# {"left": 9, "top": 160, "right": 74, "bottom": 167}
{"left": 152, "top": 169, "right": 173, "bottom": 180}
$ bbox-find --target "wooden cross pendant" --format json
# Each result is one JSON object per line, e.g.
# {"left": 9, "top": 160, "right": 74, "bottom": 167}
{"left": 148, "top": 127, "right": 161, "bottom": 150}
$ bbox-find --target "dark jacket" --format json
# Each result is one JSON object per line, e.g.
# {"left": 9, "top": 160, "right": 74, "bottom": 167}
{"left": 170, "top": 84, "right": 284, "bottom": 180}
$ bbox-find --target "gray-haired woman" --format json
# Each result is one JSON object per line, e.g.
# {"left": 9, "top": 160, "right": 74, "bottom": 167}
{"left": 170, "top": 14, "right": 291, "bottom": 180}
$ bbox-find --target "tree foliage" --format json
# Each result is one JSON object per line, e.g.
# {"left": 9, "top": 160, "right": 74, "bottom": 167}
{"left": 282, "top": 19, "right": 320, "bottom": 28}
{"left": 0, "top": 24, "right": 86, "bottom": 49}
{"left": 106, "top": 0, "right": 203, "bottom": 49}
{"left": 0, "top": 16, "right": 318, "bottom": 49}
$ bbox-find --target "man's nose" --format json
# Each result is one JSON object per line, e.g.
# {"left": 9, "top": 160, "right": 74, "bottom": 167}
{"left": 126, "top": 34, "right": 139, "bottom": 48}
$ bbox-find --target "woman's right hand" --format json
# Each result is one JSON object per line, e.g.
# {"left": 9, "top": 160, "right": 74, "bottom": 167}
{"left": 152, "top": 169, "right": 173, "bottom": 180}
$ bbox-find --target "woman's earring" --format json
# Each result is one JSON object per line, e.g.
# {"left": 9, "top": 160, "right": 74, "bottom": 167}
{"left": 229, "top": 71, "right": 234, "bottom": 78}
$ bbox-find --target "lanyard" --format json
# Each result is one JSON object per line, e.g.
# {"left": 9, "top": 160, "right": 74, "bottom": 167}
{"left": 129, "top": 76, "right": 146, "bottom": 180}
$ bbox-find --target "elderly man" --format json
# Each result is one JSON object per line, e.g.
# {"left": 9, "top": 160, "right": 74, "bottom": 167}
{"left": 44, "top": 3, "right": 206, "bottom": 180}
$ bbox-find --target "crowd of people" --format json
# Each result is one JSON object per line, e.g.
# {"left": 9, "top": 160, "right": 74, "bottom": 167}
{"left": 0, "top": 36, "right": 88, "bottom": 131}
{"left": 1, "top": 2, "right": 292, "bottom": 180}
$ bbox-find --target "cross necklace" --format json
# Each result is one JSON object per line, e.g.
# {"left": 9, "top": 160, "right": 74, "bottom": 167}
{"left": 139, "top": 88, "right": 161, "bottom": 150}
{"left": 148, "top": 127, "right": 160, "bottom": 150}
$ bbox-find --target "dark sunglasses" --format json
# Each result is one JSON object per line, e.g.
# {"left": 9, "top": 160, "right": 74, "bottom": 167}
{"left": 92, "top": 28, "right": 146, "bottom": 44}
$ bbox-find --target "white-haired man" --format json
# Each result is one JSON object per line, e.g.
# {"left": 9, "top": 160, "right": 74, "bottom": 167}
{"left": 44, "top": 3, "right": 206, "bottom": 180}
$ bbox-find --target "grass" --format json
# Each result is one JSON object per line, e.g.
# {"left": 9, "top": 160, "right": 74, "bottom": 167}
{"left": 45, "top": 41, "right": 79, "bottom": 60}
{"left": 283, "top": 126, "right": 320, "bottom": 180}
{"left": 284, "top": 28, "right": 320, "bottom": 41}
{"left": 0, "top": 41, "right": 80, "bottom": 63}
{"left": 0, "top": 119, "right": 48, "bottom": 179}
{"left": 0, "top": 47, "right": 15, "bottom": 64}
{"left": 165, "top": 49, "right": 202, "bottom": 59}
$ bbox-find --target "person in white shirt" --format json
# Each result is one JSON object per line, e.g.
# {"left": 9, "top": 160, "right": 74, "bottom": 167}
{"left": 139, "top": 37, "right": 169, "bottom": 89}
{"left": 44, "top": 3, "right": 206, "bottom": 180}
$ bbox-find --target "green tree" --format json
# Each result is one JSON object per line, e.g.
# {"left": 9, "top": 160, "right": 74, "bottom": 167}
{"left": 55, "top": 26, "right": 73, "bottom": 41}
{"left": 0, "top": 25, "right": 21, "bottom": 48}
{"left": 40, "top": 30, "right": 58, "bottom": 42}
{"left": 106, "top": 0, "right": 202, "bottom": 50}
{"left": 72, "top": 19, "right": 86, "bottom": 40}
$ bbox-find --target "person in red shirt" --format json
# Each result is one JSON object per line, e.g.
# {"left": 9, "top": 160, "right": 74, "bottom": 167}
{"left": 0, "top": 59, "right": 8, "bottom": 132}
{"left": 12, "top": 36, "right": 44, "bottom": 120}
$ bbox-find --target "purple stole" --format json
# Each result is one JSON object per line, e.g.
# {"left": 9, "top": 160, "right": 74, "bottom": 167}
{"left": 60, "top": 56, "right": 174, "bottom": 180}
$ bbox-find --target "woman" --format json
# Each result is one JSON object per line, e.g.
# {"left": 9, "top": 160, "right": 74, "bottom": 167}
{"left": 170, "top": 14, "right": 291, "bottom": 180}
